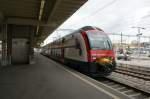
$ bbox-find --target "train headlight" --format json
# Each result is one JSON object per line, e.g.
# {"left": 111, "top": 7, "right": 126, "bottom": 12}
{"left": 96, "top": 57, "right": 112, "bottom": 64}
{"left": 92, "top": 56, "right": 97, "bottom": 60}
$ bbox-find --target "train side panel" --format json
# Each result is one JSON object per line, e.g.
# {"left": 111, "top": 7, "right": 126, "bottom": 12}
{"left": 64, "top": 32, "right": 88, "bottom": 62}
{"left": 41, "top": 26, "right": 116, "bottom": 77}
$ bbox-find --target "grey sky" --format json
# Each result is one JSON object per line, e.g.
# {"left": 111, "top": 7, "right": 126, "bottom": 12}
{"left": 44, "top": 0, "right": 150, "bottom": 45}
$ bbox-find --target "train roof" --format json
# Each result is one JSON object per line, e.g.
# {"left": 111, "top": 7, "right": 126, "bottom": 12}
{"left": 79, "top": 26, "right": 103, "bottom": 32}
{"left": 63, "top": 26, "right": 104, "bottom": 38}
{"left": 42, "top": 26, "right": 104, "bottom": 47}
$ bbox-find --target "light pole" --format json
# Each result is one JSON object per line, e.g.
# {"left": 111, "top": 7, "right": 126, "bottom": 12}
{"left": 131, "top": 27, "right": 146, "bottom": 56}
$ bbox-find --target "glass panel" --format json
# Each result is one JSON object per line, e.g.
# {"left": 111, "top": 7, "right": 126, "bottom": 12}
{"left": 86, "top": 31, "right": 112, "bottom": 50}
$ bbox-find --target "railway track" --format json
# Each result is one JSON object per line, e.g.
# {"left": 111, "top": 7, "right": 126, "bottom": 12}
{"left": 116, "top": 64, "right": 150, "bottom": 80}
{"left": 98, "top": 64, "right": 150, "bottom": 99}
{"left": 98, "top": 77, "right": 150, "bottom": 99}
{"left": 115, "top": 67, "right": 150, "bottom": 80}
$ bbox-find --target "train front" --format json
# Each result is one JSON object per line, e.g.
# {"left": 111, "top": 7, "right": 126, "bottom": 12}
{"left": 85, "top": 30, "right": 116, "bottom": 76}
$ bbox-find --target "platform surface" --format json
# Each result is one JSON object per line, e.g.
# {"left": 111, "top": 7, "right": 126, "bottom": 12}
{"left": 0, "top": 54, "right": 115, "bottom": 99}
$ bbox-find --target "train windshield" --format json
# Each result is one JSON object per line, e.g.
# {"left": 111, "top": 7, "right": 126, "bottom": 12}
{"left": 86, "top": 31, "right": 112, "bottom": 50}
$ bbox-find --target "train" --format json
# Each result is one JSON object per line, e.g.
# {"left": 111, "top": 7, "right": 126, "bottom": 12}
{"left": 41, "top": 26, "right": 116, "bottom": 76}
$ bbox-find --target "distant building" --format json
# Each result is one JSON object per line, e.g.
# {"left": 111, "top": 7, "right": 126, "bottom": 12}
{"left": 131, "top": 40, "right": 138, "bottom": 46}
{"left": 141, "top": 42, "right": 150, "bottom": 48}
{"left": 113, "top": 43, "right": 130, "bottom": 52}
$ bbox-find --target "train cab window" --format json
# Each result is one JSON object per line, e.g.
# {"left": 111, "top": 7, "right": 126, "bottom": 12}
{"left": 86, "top": 31, "right": 112, "bottom": 50}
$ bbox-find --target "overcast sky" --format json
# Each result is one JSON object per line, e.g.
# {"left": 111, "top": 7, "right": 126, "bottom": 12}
{"left": 44, "top": 0, "right": 150, "bottom": 45}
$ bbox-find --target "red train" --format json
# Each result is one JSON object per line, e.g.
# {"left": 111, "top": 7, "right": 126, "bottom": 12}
{"left": 42, "top": 26, "right": 116, "bottom": 76}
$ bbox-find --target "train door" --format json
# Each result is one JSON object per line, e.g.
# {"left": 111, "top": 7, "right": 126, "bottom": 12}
{"left": 12, "top": 39, "right": 29, "bottom": 64}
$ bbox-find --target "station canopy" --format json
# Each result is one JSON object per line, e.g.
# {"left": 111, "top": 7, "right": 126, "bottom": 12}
{"left": 0, "top": 0, "right": 87, "bottom": 46}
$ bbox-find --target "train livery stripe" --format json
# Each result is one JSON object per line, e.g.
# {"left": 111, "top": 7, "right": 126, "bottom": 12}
{"left": 81, "top": 31, "right": 91, "bottom": 62}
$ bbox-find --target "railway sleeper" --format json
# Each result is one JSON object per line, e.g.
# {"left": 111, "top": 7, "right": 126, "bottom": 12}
{"left": 110, "top": 84, "right": 122, "bottom": 88}
{"left": 121, "top": 89, "right": 133, "bottom": 93}
{"left": 119, "top": 88, "right": 131, "bottom": 92}
{"left": 116, "top": 87, "right": 126, "bottom": 90}
{"left": 104, "top": 82, "right": 116, "bottom": 86}
{"left": 129, "top": 93, "right": 142, "bottom": 98}
{"left": 124, "top": 90, "right": 139, "bottom": 95}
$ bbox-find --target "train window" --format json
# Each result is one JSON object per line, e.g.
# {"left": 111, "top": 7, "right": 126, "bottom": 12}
{"left": 71, "top": 35, "right": 74, "bottom": 38}
{"left": 75, "top": 38, "right": 80, "bottom": 49}
{"left": 86, "top": 31, "right": 112, "bottom": 50}
{"left": 75, "top": 38, "right": 82, "bottom": 56}
{"left": 62, "top": 38, "right": 65, "bottom": 43}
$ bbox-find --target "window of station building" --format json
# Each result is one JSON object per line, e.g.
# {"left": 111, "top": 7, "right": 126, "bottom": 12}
{"left": 75, "top": 38, "right": 82, "bottom": 56}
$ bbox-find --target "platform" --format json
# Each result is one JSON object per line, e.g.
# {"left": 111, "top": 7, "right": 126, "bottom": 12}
{"left": 0, "top": 54, "right": 119, "bottom": 99}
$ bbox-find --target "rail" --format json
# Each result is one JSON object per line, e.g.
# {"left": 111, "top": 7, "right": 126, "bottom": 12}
{"left": 103, "top": 63, "right": 150, "bottom": 98}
